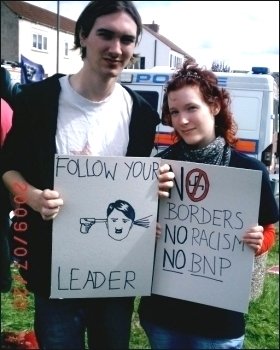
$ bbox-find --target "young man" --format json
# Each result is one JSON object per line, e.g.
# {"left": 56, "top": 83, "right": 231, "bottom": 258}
{"left": 1, "top": 1, "right": 173, "bottom": 348}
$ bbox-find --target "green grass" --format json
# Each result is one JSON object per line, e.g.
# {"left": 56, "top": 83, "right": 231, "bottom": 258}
{"left": 1, "top": 265, "right": 35, "bottom": 332}
{"left": 1, "top": 239, "right": 279, "bottom": 349}
{"left": 244, "top": 238, "right": 279, "bottom": 350}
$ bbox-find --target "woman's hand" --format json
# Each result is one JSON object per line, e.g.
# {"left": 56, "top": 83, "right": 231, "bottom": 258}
{"left": 156, "top": 222, "right": 162, "bottom": 239}
{"left": 29, "top": 188, "right": 64, "bottom": 221}
{"left": 158, "top": 164, "right": 175, "bottom": 198}
{"left": 242, "top": 225, "right": 264, "bottom": 254}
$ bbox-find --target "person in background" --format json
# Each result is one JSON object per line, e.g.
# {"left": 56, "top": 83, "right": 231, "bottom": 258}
{"left": 0, "top": 67, "right": 23, "bottom": 293}
{"left": 138, "top": 58, "right": 278, "bottom": 350}
{"left": 0, "top": 67, "right": 22, "bottom": 109}
{"left": 0, "top": 97, "right": 13, "bottom": 292}
{"left": 1, "top": 98, "right": 13, "bottom": 146}
{"left": 0, "top": 1, "right": 173, "bottom": 349}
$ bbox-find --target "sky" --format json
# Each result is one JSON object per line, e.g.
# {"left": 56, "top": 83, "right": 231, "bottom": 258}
{"left": 25, "top": 1, "right": 279, "bottom": 72}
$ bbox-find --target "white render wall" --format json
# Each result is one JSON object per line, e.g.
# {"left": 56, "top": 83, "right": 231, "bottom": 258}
{"left": 136, "top": 29, "right": 185, "bottom": 69}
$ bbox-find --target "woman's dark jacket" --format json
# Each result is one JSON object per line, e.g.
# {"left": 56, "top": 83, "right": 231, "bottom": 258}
{"left": 0, "top": 74, "right": 160, "bottom": 297}
{"left": 139, "top": 141, "right": 279, "bottom": 339}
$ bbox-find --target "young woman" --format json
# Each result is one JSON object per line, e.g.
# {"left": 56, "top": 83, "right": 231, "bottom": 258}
{"left": 139, "top": 58, "right": 279, "bottom": 349}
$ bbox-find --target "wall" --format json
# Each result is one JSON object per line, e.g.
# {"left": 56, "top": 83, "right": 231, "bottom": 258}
{"left": 1, "top": 2, "right": 19, "bottom": 62}
{"left": 18, "top": 19, "right": 82, "bottom": 77}
{"left": 135, "top": 30, "right": 170, "bottom": 68}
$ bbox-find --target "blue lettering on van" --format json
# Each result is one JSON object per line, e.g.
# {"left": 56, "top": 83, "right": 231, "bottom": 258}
{"left": 217, "top": 77, "right": 228, "bottom": 87}
{"left": 135, "top": 74, "right": 171, "bottom": 84}
{"left": 136, "top": 74, "right": 150, "bottom": 82}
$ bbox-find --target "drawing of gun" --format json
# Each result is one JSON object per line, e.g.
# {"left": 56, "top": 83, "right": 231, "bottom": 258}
{"left": 80, "top": 218, "right": 107, "bottom": 234}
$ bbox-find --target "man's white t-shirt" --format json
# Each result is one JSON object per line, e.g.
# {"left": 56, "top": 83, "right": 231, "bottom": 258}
{"left": 56, "top": 75, "right": 133, "bottom": 156}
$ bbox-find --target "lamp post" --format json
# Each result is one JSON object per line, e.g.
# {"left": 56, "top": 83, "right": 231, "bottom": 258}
{"left": 56, "top": 0, "right": 60, "bottom": 73}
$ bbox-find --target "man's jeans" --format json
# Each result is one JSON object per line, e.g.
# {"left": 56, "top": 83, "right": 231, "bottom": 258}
{"left": 34, "top": 294, "right": 134, "bottom": 349}
{"left": 141, "top": 320, "right": 245, "bottom": 349}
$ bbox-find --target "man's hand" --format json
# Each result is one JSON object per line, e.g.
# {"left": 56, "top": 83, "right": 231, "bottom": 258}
{"left": 29, "top": 189, "right": 64, "bottom": 221}
{"left": 2, "top": 170, "right": 63, "bottom": 221}
{"left": 156, "top": 222, "right": 162, "bottom": 239}
{"left": 158, "top": 163, "right": 174, "bottom": 198}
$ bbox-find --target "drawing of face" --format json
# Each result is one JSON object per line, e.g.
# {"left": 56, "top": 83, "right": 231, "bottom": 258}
{"left": 25, "top": 64, "right": 36, "bottom": 80}
{"left": 107, "top": 208, "right": 133, "bottom": 241}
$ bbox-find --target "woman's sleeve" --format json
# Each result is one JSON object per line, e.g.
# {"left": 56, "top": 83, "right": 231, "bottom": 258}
{"left": 256, "top": 223, "right": 277, "bottom": 256}
{"left": 258, "top": 161, "right": 279, "bottom": 225}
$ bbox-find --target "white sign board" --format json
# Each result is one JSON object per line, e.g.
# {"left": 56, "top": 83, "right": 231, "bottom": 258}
{"left": 152, "top": 160, "right": 262, "bottom": 313}
{"left": 51, "top": 155, "right": 160, "bottom": 298}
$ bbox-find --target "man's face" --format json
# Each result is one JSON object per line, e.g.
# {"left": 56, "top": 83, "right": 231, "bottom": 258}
{"left": 107, "top": 208, "right": 133, "bottom": 241}
{"left": 81, "top": 11, "right": 137, "bottom": 79}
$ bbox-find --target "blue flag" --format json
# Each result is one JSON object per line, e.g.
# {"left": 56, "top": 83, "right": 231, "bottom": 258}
{"left": 21, "top": 55, "right": 45, "bottom": 84}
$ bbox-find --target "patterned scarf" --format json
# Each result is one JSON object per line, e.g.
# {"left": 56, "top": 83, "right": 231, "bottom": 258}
{"left": 179, "top": 136, "right": 231, "bottom": 166}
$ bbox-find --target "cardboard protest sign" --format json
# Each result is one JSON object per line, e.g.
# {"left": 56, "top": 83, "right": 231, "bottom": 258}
{"left": 152, "top": 160, "right": 262, "bottom": 313}
{"left": 50, "top": 155, "right": 160, "bottom": 298}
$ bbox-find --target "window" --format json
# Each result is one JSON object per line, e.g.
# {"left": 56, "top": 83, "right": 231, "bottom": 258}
{"left": 170, "top": 55, "right": 182, "bottom": 68}
{"left": 32, "top": 34, "right": 36, "bottom": 48}
{"left": 32, "top": 33, "right": 47, "bottom": 51}
{"left": 38, "top": 35, "right": 42, "bottom": 50}
{"left": 170, "top": 54, "right": 173, "bottom": 67}
{"left": 65, "top": 42, "right": 69, "bottom": 57}
{"left": 174, "top": 56, "right": 182, "bottom": 68}
{"left": 135, "top": 90, "right": 159, "bottom": 111}
{"left": 43, "top": 37, "right": 47, "bottom": 50}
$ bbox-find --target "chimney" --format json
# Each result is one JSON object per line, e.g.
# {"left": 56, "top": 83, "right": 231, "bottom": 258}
{"left": 144, "top": 20, "right": 160, "bottom": 33}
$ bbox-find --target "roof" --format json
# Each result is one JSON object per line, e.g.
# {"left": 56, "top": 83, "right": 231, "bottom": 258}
{"left": 143, "top": 24, "right": 192, "bottom": 58}
{"left": 2, "top": 1, "right": 193, "bottom": 58}
{"left": 2, "top": 1, "right": 75, "bottom": 33}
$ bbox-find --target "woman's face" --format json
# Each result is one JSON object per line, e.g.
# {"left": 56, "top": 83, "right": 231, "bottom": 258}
{"left": 168, "top": 85, "right": 218, "bottom": 148}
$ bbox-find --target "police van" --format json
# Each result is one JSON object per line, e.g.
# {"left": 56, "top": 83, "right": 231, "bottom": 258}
{"left": 119, "top": 67, "right": 279, "bottom": 180}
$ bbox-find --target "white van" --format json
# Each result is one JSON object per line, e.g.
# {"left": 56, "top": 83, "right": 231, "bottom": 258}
{"left": 119, "top": 67, "right": 279, "bottom": 178}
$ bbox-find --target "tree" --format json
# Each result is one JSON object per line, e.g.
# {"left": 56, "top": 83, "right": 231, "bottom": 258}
{"left": 211, "top": 60, "right": 231, "bottom": 72}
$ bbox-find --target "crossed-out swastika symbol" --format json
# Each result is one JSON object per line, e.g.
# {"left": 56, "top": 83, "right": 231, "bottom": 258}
{"left": 185, "top": 168, "right": 209, "bottom": 202}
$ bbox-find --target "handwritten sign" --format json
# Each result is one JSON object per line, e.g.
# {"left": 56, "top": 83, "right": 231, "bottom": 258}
{"left": 50, "top": 155, "right": 160, "bottom": 298}
{"left": 152, "top": 160, "right": 262, "bottom": 313}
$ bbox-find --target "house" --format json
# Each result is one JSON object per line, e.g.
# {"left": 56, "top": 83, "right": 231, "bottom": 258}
{"left": 1, "top": 1, "right": 192, "bottom": 77}
{"left": 128, "top": 22, "right": 192, "bottom": 69}
{"left": 1, "top": 0, "right": 82, "bottom": 77}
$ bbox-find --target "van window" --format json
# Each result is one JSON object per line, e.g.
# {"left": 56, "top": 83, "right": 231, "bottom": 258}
{"left": 230, "top": 90, "right": 262, "bottom": 140}
{"left": 135, "top": 90, "right": 159, "bottom": 112}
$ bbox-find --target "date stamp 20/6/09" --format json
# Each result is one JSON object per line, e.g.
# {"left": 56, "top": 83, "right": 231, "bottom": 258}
{"left": 11, "top": 182, "right": 29, "bottom": 310}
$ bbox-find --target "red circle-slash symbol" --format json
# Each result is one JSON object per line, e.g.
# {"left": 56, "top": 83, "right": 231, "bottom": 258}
{"left": 185, "top": 168, "right": 209, "bottom": 202}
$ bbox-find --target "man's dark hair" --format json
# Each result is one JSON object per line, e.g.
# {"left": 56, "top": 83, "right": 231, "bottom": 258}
{"left": 74, "top": 1, "right": 142, "bottom": 59}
